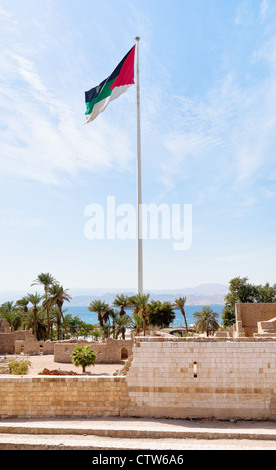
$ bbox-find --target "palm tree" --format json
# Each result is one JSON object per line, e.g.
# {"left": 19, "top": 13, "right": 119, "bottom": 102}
{"left": 15, "top": 297, "right": 29, "bottom": 330}
{"left": 49, "top": 306, "right": 62, "bottom": 340}
{"left": 128, "top": 295, "right": 140, "bottom": 315}
{"left": 174, "top": 296, "right": 188, "bottom": 333}
{"left": 32, "top": 272, "right": 56, "bottom": 339}
{"left": 22, "top": 308, "right": 47, "bottom": 341}
{"left": 91, "top": 329, "right": 101, "bottom": 342}
{"left": 100, "top": 322, "right": 112, "bottom": 340}
{"left": 113, "top": 294, "right": 130, "bottom": 317}
{"left": 115, "top": 314, "right": 132, "bottom": 340}
{"left": 130, "top": 293, "right": 150, "bottom": 337}
{"left": 193, "top": 306, "right": 220, "bottom": 337}
{"left": 108, "top": 308, "right": 119, "bottom": 339}
{"left": 16, "top": 297, "right": 29, "bottom": 313}
{"left": 0, "top": 301, "right": 15, "bottom": 320}
{"left": 26, "top": 293, "right": 43, "bottom": 339}
{"left": 0, "top": 301, "right": 23, "bottom": 332}
{"left": 71, "top": 345, "right": 97, "bottom": 373}
{"left": 88, "top": 299, "right": 110, "bottom": 327}
{"left": 43, "top": 284, "right": 71, "bottom": 336}
{"left": 132, "top": 312, "right": 143, "bottom": 336}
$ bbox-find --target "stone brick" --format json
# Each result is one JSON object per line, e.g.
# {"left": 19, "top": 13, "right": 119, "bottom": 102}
{"left": 0, "top": 335, "right": 276, "bottom": 421}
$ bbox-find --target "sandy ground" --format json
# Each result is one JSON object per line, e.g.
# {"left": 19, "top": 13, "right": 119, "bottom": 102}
{"left": 0, "top": 416, "right": 276, "bottom": 450}
{"left": 0, "top": 354, "right": 124, "bottom": 376}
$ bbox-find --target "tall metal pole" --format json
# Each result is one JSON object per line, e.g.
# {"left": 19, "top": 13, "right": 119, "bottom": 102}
{"left": 136, "top": 37, "right": 143, "bottom": 294}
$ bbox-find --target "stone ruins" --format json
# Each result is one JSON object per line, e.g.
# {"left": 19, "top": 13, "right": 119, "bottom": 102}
{"left": 0, "top": 317, "right": 133, "bottom": 363}
{"left": 0, "top": 304, "right": 275, "bottom": 421}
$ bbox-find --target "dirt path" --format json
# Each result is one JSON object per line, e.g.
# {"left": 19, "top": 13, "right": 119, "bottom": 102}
{"left": 0, "top": 354, "right": 123, "bottom": 376}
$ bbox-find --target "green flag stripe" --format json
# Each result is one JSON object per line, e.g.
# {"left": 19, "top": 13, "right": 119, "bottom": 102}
{"left": 85, "top": 78, "right": 116, "bottom": 115}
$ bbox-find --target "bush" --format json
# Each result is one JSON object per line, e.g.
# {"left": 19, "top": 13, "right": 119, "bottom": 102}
{"left": 71, "top": 345, "right": 97, "bottom": 373}
{"left": 147, "top": 300, "right": 175, "bottom": 328}
{"left": 8, "top": 358, "right": 31, "bottom": 375}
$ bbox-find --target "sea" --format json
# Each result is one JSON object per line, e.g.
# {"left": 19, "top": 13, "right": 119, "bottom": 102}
{"left": 64, "top": 305, "right": 224, "bottom": 328}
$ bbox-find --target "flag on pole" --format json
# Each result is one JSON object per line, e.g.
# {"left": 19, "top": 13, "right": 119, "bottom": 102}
{"left": 85, "top": 46, "right": 136, "bottom": 124}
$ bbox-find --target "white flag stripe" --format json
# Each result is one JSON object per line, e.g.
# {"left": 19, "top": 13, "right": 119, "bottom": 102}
{"left": 84, "top": 85, "right": 131, "bottom": 124}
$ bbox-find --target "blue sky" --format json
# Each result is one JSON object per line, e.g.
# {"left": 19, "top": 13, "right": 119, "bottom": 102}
{"left": 1, "top": 0, "right": 276, "bottom": 294}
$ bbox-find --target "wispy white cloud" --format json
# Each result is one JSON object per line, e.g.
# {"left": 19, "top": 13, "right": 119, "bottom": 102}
{"left": 260, "top": 0, "right": 270, "bottom": 21}
{"left": 0, "top": 8, "right": 11, "bottom": 18}
{"left": 0, "top": 30, "right": 136, "bottom": 185}
{"left": 10, "top": 53, "right": 49, "bottom": 97}
{"left": 235, "top": 1, "right": 255, "bottom": 26}
{"left": 2, "top": 0, "right": 276, "bottom": 200}
{"left": 0, "top": 91, "right": 135, "bottom": 185}
{"left": 144, "top": 34, "right": 276, "bottom": 197}
{"left": 1, "top": 217, "right": 45, "bottom": 229}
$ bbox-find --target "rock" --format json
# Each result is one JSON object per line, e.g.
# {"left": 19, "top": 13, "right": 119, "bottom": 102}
{"left": 38, "top": 368, "right": 83, "bottom": 376}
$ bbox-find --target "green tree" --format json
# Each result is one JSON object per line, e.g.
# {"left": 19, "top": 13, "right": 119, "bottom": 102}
{"left": 115, "top": 314, "right": 132, "bottom": 340}
{"left": 147, "top": 300, "right": 175, "bottom": 328}
{"left": 100, "top": 322, "right": 112, "bottom": 340}
{"left": 71, "top": 345, "right": 97, "bottom": 373}
{"left": 88, "top": 299, "right": 110, "bottom": 327}
{"left": 78, "top": 323, "right": 96, "bottom": 339}
{"left": 128, "top": 295, "right": 140, "bottom": 315}
{"left": 108, "top": 308, "right": 119, "bottom": 339}
{"left": 130, "top": 293, "right": 150, "bottom": 336}
{"left": 254, "top": 282, "right": 276, "bottom": 303}
{"left": 16, "top": 297, "right": 29, "bottom": 314}
{"left": 0, "top": 301, "right": 14, "bottom": 316}
{"left": 91, "top": 329, "right": 101, "bottom": 342}
{"left": 132, "top": 312, "right": 143, "bottom": 335}
{"left": 0, "top": 301, "right": 22, "bottom": 331}
{"left": 139, "top": 293, "right": 150, "bottom": 337}
{"left": 26, "top": 293, "right": 43, "bottom": 339}
{"left": 65, "top": 314, "right": 95, "bottom": 339}
{"left": 113, "top": 294, "right": 130, "bottom": 317}
{"left": 32, "top": 272, "right": 56, "bottom": 339}
{"left": 34, "top": 310, "right": 48, "bottom": 341}
{"left": 174, "top": 297, "right": 188, "bottom": 333}
{"left": 21, "top": 304, "right": 47, "bottom": 341}
{"left": 16, "top": 297, "right": 29, "bottom": 331}
{"left": 43, "top": 284, "right": 71, "bottom": 337}
{"left": 221, "top": 277, "right": 276, "bottom": 328}
{"left": 193, "top": 306, "right": 220, "bottom": 337}
{"left": 49, "top": 306, "right": 63, "bottom": 340}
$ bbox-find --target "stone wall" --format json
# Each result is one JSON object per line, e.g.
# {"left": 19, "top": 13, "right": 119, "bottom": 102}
{"left": 0, "top": 322, "right": 133, "bottom": 363}
{"left": 14, "top": 338, "right": 56, "bottom": 356}
{"left": 126, "top": 337, "right": 276, "bottom": 421}
{"left": 257, "top": 317, "right": 276, "bottom": 336}
{"left": 235, "top": 303, "right": 276, "bottom": 337}
{"left": 54, "top": 338, "right": 133, "bottom": 364}
{"left": 0, "top": 319, "right": 11, "bottom": 333}
{"left": 0, "top": 337, "right": 275, "bottom": 421}
{"left": 0, "top": 331, "right": 27, "bottom": 354}
{"left": 0, "top": 324, "right": 54, "bottom": 355}
{"left": 0, "top": 376, "right": 129, "bottom": 419}
{"left": 0, "top": 318, "right": 26, "bottom": 354}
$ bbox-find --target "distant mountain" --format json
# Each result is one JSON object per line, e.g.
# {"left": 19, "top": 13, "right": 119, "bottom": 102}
{"left": 67, "top": 284, "right": 228, "bottom": 307}
{"left": 68, "top": 293, "right": 226, "bottom": 307}
{"left": 0, "top": 283, "right": 228, "bottom": 307}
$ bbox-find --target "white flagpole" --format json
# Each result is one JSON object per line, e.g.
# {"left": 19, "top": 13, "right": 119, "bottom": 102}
{"left": 136, "top": 37, "right": 143, "bottom": 295}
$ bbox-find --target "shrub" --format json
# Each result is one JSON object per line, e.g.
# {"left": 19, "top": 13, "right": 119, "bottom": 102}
{"left": 71, "top": 345, "right": 97, "bottom": 373}
{"left": 147, "top": 300, "right": 175, "bottom": 328}
{"left": 8, "top": 358, "right": 31, "bottom": 375}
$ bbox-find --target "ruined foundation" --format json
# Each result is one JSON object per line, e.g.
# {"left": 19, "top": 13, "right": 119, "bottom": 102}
{"left": 0, "top": 336, "right": 275, "bottom": 421}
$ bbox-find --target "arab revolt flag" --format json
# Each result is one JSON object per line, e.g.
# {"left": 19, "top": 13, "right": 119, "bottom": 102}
{"left": 85, "top": 45, "right": 136, "bottom": 124}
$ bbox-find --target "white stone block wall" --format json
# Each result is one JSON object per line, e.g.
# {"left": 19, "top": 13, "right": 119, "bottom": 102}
{"left": 126, "top": 338, "right": 276, "bottom": 420}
